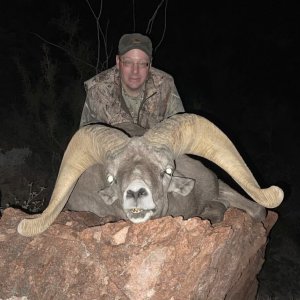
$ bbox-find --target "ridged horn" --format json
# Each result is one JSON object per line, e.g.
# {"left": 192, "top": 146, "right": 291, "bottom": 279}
{"left": 18, "top": 125, "right": 129, "bottom": 237}
{"left": 144, "top": 113, "right": 284, "bottom": 208}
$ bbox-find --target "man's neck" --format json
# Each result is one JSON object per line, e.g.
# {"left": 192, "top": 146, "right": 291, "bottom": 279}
{"left": 122, "top": 83, "right": 145, "bottom": 98}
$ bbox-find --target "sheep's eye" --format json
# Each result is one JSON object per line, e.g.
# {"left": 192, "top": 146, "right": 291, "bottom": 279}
{"left": 107, "top": 174, "right": 114, "bottom": 184}
{"left": 165, "top": 167, "right": 173, "bottom": 175}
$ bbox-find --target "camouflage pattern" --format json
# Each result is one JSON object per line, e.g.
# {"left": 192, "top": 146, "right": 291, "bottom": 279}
{"left": 80, "top": 66, "right": 185, "bottom": 129}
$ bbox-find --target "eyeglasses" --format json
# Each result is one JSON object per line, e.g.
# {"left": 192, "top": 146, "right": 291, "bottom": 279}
{"left": 120, "top": 59, "right": 150, "bottom": 69}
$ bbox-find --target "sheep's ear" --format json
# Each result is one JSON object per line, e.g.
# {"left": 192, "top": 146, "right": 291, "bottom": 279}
{"left": 98, "top": 187, "right": 119, "bottom": 205}
{"left": 168, "top": 176, "right": 195, "bottom": 196}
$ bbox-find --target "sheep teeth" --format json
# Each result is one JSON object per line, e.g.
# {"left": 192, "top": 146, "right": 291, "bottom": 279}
{"left": 131, "top": 208, "right": 143, "bottom": 214}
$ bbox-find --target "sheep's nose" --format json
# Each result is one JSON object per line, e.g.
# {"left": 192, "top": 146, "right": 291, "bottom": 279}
{"left": 126, "top": 188, "right": 148, "bottom": 200}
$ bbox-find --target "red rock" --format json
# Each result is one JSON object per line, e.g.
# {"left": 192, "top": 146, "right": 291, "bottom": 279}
{"left": 0, "top": 207, "right": 277, "bottom": 300}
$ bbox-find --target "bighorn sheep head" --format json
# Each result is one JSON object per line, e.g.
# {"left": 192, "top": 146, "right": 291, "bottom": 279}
{"left": 17, "top": 114, "right": 284, "bottom": 236}
{"left": 97, "top": 138, "right": 182, "bottom": 223}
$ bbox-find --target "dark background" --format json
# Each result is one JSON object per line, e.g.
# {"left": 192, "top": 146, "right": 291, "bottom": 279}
{"left": 1, "top": 1, "right": 299, "bottom": 298}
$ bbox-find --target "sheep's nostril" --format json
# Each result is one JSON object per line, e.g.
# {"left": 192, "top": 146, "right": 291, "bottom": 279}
{"left": 138, "top": 188, "right": 147, "bottom": 197}
{"left": 126, "top": 190, "right": 134, "bottom": 198}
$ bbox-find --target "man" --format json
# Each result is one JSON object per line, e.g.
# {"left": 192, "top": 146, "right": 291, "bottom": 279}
{"left": 80, "top": 33, "right": 185, "bottom": 129}
{"left": 66, "top": 33, "right": 184, "bottom": 210}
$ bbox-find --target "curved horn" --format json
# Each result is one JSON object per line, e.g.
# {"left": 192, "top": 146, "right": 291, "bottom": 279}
{"left": 18, "top": 125, "right": 129, "bottom": 237}
{"left": 144, "top": 113, "right": 283, "bottom": 208}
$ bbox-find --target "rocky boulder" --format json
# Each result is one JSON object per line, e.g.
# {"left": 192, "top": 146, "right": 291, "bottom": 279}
{"left": 0, "top": 207, "right": 277, "bottom": 300}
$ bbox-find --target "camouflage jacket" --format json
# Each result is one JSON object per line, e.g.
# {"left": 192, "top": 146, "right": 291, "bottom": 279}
{"left": 80, "top": 66, "right": 185, "bottom": 129}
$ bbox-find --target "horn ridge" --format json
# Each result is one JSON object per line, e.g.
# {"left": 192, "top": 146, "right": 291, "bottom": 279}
{"left": 144, "top": 113, "right": 284, "bottom": 208}
{"left": 17, "top": 125, "right": 130, "bottom": 236}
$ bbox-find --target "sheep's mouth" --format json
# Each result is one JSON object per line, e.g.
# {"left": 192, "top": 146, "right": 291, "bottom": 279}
{"left": 126, "top": 208, "right": 154, "bottom": 223}
{"left": 130, "top": 208, "right": 143, "bottom": 214}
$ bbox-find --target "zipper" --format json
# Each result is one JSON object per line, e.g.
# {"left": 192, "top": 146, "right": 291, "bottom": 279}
{"left": 137, "top": 91, "right": 157, "bottom": 125}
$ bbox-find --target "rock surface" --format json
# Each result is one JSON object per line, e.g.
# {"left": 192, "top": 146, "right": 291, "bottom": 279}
{"left": 0, "top": 208, "right": 277, "bottom": 300}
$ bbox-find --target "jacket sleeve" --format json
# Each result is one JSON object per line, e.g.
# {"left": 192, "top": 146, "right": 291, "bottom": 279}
{"left": 79, "top": 85, "right": 106, "bottom": 127}
{"left": 79, "top": 100, "right": 94, "bottom": 127}
{"left": 164, "top": 76, "right": 185, "bottom": 118}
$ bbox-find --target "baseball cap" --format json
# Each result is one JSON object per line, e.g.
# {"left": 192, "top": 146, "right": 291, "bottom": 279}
{"left": 118, "top": 33, "right": 152, "bottom": 57}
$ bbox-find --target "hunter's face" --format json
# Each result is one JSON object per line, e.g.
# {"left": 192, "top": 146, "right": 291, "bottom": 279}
{"left": 116, "top": 49, "right": 151, "bottom": 96}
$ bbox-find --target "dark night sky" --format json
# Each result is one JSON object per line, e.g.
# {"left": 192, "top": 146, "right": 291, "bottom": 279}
{"left": 2, "top": 1, "right": 299, "bottom": 122}
{"left": 1, "top": 0, "right": 300, "bottom": 297}
{"left": 1, "top": 1, "right": 299, "bottom": 98}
